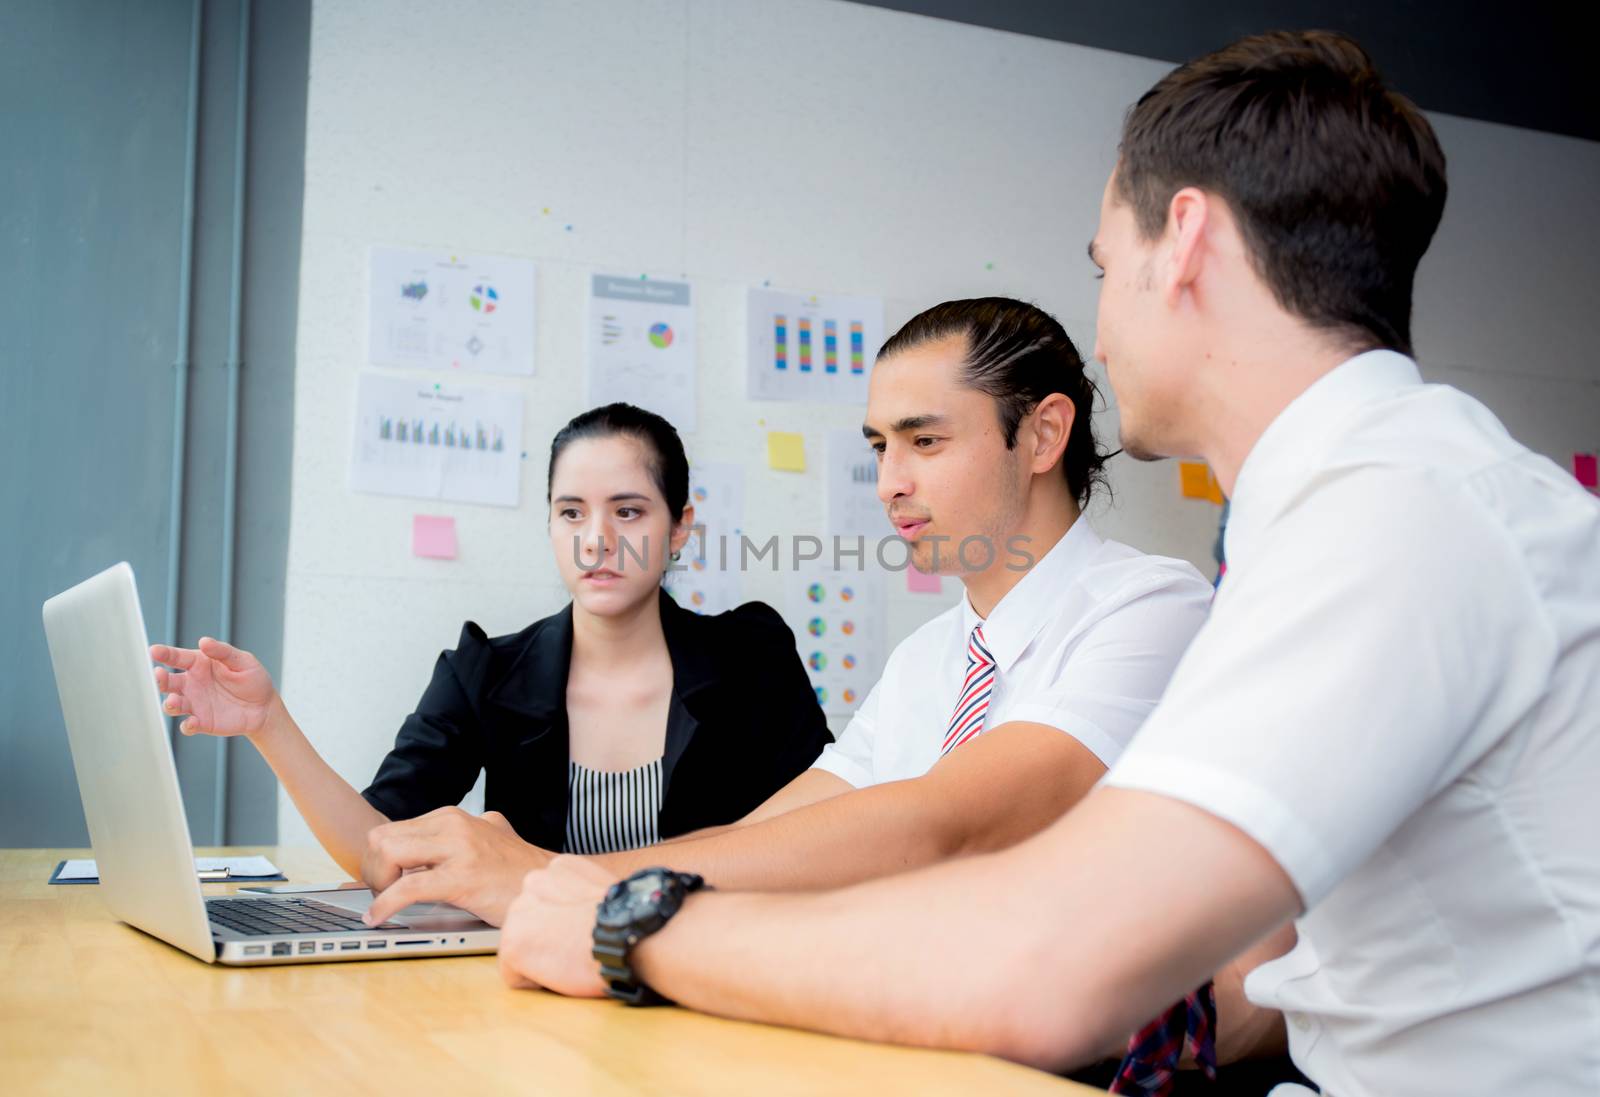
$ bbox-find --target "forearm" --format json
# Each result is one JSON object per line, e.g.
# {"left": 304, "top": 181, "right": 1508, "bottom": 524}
{"left": 248, "top": 699, "right": 387, "bottom": 877}
{"left": 633, "top": 849, "right": 1095, "bottom": 1069}
{"left": 594, "top": 728, "right": 1097, "bottom": 889}
{"left": 1211, "top": 922, "right": 1295, "bottom": 1064}
{"left": 657, "top": 767, "right": 852, "bottom": 847}
{"left": 589, "top": 777, "right": 964, "bottom": 890}
{"left": 601, "top": 768, "right": 847, "bottom": 853}
{"left": 630, "top": 788, "right": 1301, "bottom": 1073}
{"left": 1105, "top": 921, "right": 1297, "bottom": 1068}
{"left": 657, "top": 822, "right": 738, "bottom": 845}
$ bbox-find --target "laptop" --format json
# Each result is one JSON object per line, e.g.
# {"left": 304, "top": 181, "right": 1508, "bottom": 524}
{"left": 41, "top": 562, "right": 501, "bottom": 965}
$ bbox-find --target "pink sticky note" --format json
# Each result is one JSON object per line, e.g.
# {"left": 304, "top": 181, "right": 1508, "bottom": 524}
{"left": 907, "top": 567, "right": 942, "bottom": 594}
{"left": 1573, "top": 453, "right": 1599, "bottom": 489}
{"left": 412, "top": 515, "right": 458, "bottom": 559}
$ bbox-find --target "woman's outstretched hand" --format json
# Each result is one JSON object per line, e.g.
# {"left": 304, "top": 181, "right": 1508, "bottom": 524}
{"left": 150, "top": 637, "right": 280, "bottom": 738}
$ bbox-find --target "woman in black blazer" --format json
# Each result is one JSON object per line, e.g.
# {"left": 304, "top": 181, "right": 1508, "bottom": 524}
{"left": 360, "top": 584, "right": 829, "bottom": 853}
{"left": 152, "top": 403, "right": 831, "bottom": 907}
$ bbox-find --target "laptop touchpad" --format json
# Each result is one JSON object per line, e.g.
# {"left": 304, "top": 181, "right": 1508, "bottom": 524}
{"left": 314, "top": 888, "right": 489, "bottom": 929}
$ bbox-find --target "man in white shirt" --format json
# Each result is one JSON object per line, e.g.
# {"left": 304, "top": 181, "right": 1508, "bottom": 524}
{"left": 358, "top": 296, "right": 1212, "bottom": 925}
{"left": 811, "top": 509, "right": 1201, "bottom": 797}
{"left": 496, "top": 30, "right": 1600, "bottom": 1095}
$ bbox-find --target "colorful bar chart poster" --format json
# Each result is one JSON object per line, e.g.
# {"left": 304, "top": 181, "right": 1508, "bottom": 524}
{"left": 348, "top": 373, "right": 524, "bottom": 507}
{"left": 367, "top": 247, "right": 536, "bottom": 377}
{"left": 783, "top": 566, "right": 885, "bottom": 718}
{"left": 826, "top": 428, "right": 889, "bottom": 539}
{"left": 664, "top": 461, "right": 746, "bottom": 616}
{"left": 747, "top": 287, "right": 884, "bottom": 405}
{"left": 586, "top": 273, "right": 697, "bottom": 432}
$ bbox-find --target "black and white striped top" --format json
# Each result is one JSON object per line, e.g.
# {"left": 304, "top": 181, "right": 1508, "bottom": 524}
{"left": 564, "top": 757, "right": 664, "bottom": 855}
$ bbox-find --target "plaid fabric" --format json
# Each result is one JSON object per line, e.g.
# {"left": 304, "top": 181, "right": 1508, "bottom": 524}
{"left": 1109, "top": 980, "right": 1218, "bottom": 1095}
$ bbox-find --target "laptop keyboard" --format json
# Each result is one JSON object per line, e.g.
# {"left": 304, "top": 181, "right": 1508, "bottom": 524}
{"left": 206, "top": 896, "right": 400, "bottom": 937}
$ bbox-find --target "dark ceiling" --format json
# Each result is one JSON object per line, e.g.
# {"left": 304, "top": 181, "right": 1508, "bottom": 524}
{"left": 850, "top": 1, "right": 1597, "bottom": 143}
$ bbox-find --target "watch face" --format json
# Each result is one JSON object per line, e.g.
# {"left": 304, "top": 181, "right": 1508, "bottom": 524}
{"left": 598, "top": 870, "right": 671, "bottom": 928}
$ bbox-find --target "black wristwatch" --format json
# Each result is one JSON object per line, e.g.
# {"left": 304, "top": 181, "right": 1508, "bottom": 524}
{"left": 592, "top": 867, "right": 707, "bottom": 1006}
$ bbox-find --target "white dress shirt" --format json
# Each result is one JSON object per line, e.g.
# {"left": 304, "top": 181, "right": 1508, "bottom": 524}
{"left": 1105, "top": 351, "right": 1600, "bottom": 1096}
{"left": 812, "top": 517, "right": 1213, "bottom": 788}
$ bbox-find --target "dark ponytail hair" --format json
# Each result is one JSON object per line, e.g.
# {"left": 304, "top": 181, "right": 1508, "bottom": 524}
{"left": 547, "top": 403, "right": 691, "bottom": 521}
{"left": 877, "top": 298, "right": 1114, "bottom": 506}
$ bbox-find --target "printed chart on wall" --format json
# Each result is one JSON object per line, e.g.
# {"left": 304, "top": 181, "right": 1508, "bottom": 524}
{"left": 747, "top": 287, "right": 884, "bottom": 405}
{"left": 349, "top": 374, "right": 524, "bottom": 507}
{"left": 827, "top": 428, "right": 889, "bottom": 540}
{"left": 665, "top": 462, "right": 745, "bottom": 616}
{"left": 368, "top": 246, "right": 536, "bottom": 376}
{"left": 784, "top": 567, "right": 885, "bottom": 718}
{"left": 587, "top": 274, "right": 697, "bottom": 431}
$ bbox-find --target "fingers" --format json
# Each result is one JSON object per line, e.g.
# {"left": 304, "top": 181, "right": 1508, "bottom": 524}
{"left": 197, "top": 636, "right": 255, "bottom": 671}
{"left": 149, "top": 644, "right": 198, "bottom": 670}
{"left": 498, "top": 937, "right": 543, "bottom": 989}
{"left": 362, "top": 824, "right": 453, "bottom": 894}
{"left": 497, "top": 868, "right": 614, "bottom": 999}
{"left": 498, "top": 882, "right": 545, "bottom": 989}
{"left": 362, "top": 868, "right": 445, "bottom": 926}
{"left": 155, "top": 666, "right": 194, "bottom": 712}
{"left": 480, "top": 810, "right": 514, "bottom": 833}
{"left": 502, "top": 968, "right": 540, "bottom": 990}
{"left": 155, "top": 681, "right": 205, "bottom": 736}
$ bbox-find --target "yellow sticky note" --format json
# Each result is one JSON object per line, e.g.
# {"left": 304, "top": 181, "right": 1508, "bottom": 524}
{"left": 1179, "top": 461, "right": 1224, "bottom": 503}
{"left": 1178, "top": 461, "right": 1210, "bottom": 499}
{"left": 767, "top": 431, "right": 807, "bottom": 472}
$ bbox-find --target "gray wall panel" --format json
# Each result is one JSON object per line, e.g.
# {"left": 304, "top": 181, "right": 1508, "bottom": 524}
{"left": 0, "top": 0, "right": 306, "bottom": 847}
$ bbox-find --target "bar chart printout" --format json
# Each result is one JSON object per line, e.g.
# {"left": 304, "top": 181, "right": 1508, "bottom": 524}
{"left": 349, "top": 373, "right": 524, "bottom": 507}
{"left": 827, "top": 428, "right": 889, "bottom": 539}
{"left": 746, "top": 287, "right": 884, "bottom": 404}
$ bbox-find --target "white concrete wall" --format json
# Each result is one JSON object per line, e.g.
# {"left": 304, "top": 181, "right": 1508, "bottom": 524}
{"left": 280, "top": 0, "right": 1600, "bottom": 844}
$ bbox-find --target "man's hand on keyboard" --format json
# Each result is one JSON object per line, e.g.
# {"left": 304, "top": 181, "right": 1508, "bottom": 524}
{"left": 360, "top": 807, "right": 553, "bottom": 927}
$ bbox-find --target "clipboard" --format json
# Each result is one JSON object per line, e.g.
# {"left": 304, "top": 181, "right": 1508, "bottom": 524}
{"left": 47, "top": 859, "right": 289, "bottom": 885}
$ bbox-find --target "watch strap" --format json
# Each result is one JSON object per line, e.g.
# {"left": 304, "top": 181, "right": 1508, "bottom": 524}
{"left": 594, "top": 869, "right": 706, "bottom": 1006}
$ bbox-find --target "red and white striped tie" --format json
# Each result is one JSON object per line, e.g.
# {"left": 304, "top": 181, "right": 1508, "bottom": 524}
{"left": 941, "top": 624, "right": 995, "bottom": 754}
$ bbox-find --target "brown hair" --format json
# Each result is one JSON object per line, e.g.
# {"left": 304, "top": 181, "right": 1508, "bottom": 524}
{"left": 879, "top": 298, "right": 1113, "bottom": 507}
{"left": 1116, "top": 30, "right": 1447, "bottom": 355}
{"left": 548, "top": 403, "right": 690, "bottom": 520}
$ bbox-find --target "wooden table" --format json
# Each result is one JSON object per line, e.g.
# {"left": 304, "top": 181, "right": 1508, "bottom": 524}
{"left": 0, "top": 847, "right": 1096, "bottom": 1095}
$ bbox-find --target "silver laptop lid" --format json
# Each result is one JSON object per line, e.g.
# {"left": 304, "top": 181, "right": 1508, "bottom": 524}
{"left": 42, "top": 562, "right": 216, "bottom": 963}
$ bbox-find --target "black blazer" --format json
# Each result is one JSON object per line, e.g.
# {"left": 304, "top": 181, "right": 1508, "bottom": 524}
{"left": 360, "top": 590, "right": 833, "bottom": 851}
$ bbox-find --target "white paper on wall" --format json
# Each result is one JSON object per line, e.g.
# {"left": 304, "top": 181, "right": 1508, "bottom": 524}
{"left": 367, "top": 246, "right": 536, "bottom": 377}
{"left": 746, "top": 287, "right": 884, "bottom": 405}
{"left": 783, "top": 565, "right": 886, "bottom": 718}
{"left": 664, "top": 461, "right": 745, "bottom": 616}
{"left": 826, "top": 427, "right": 889, "bottom": 540}
{"left": 348, "top": 373, "right": 524, "bottom": 508}
{"left": 586, "top": 273, "right": 697, "bottom": 431}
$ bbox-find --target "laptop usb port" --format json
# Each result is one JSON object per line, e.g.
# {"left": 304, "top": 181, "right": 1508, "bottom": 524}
{"left": 339, "top": 940, "right": 361, "bottom": 951}
{"left": 394, "top": 939, "right": 430, "bottom": 947}
{"left": 367, "top": 940, "right": 387, "bottom": 950}
{"left": 297, "top": 941, "right": 315, "bottom": 955}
